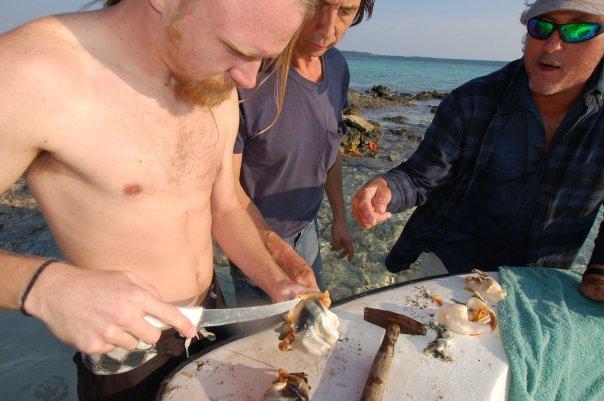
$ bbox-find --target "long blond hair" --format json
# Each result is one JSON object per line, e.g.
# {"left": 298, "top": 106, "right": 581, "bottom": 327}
{"left": 97, "top": 0, "right": 316, "bottom": 133}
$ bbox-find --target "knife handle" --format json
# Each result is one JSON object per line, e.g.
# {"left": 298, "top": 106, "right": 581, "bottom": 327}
{"left": 144, "top": 306, "right": 205, "bottom": 331}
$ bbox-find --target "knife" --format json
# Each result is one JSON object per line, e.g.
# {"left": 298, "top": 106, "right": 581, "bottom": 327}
{"left": 144, "top": 297, "right": 301, "bottom": 331}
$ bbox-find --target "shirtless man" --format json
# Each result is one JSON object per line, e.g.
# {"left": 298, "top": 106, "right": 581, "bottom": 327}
{"left": 0, "top": 0, "right": 317, "bottom": 399}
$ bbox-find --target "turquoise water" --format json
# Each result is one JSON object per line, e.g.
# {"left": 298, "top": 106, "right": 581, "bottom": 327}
{"left": 343, "top": 51, "right": 509, "bottom": 92}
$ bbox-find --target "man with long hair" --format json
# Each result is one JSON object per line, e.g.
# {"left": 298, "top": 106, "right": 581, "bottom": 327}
{"left": 0, "top": 0, "right": 318, "bottom": 399}
{"left": 231, "top": 0, "right": 374, "bottom": 306}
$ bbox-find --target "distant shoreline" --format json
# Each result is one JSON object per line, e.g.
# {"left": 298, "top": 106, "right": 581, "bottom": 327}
{"left": 341, "top": 50, "right": 510, "bottom": 66}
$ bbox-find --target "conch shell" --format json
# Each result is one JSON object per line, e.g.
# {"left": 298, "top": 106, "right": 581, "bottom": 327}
{"left": 435, "top": 293, "right": 498, "bottom": 335}
{"left": 466, "top": 269, "right": 507, "bottom": 302}
{"left": 278, "top": 291, "right": 339, "bottom": 355}
{"left": 262, "top": 369, "right": 310, "bottom": 401}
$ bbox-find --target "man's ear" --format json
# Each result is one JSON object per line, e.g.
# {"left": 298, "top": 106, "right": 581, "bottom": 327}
{"left": 148, "top": 0, "right": 166, "bottom": 13}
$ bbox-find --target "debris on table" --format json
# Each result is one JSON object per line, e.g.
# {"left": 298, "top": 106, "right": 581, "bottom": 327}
{"left": 262, "top": 369, "right": 310, "bottom": 401}
{"left": 423, "top": 320, "right": 454, "bottom": 362}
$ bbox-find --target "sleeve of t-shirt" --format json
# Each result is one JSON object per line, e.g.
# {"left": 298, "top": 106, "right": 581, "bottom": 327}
{"left": 233, "top": 107, "right": 246, "bottom": 154}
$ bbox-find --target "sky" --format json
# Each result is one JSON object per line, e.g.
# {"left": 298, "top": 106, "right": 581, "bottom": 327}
{"left": 0, "top": 0, "right": 527, "bottom": 61}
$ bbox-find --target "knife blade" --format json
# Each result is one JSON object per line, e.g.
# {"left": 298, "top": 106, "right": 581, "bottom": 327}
{"left": 145, "top": 297, "right": 301, "bottom": 331}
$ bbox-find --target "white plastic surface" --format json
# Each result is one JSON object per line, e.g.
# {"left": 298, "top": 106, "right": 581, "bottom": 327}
{"left": 160, "top": 274, "right": 509, "bottom": 401}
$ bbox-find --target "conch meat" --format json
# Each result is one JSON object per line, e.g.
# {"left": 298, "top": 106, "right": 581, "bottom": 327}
{"left": 435, "top": 293, "right": 498, "bottom": 335}
{"left": 278, "top": 291, "right": 339, "bottom": 355}
{"left": 423, "top": 320, "right": 454, "bottom": 362}
{"left": 262, "top": 369, "right": 310, "bottom": 401}
{"left": 465, "top": 269, "right": 507, "bottom": 302}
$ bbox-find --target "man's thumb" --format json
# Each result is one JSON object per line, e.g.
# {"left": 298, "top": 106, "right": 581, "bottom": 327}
{"left": 372, "top": 186, "right": 391, "bottom": 213}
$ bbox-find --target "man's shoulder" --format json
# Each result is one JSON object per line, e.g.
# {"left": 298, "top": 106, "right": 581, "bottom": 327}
{"left": 213, "top": 89, "right": 241, "bottom": 137}
{"left": 0, "top": 16, "right": 86, "bottom": 97}
{"left": 451, "top": 59, "right": 524, "bottom": 103}
{"left": 324, "top": 47, "right": 348, "bottom": 69}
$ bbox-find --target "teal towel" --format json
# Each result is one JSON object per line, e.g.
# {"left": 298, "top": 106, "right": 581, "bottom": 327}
{"left": 498, "top": 267, "right": 604, "bottom": 401}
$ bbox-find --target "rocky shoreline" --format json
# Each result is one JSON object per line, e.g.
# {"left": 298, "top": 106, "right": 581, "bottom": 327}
{"left": 339, "top": 85, "right": 446, "bottom": 159}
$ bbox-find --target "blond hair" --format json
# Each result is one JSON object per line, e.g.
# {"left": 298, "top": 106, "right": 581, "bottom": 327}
{"left": 97, "top": 0, "right": 317, "bottom": 130}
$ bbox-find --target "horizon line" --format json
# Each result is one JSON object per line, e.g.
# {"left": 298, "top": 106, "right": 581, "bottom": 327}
{"left": 339, "top": 49, "right": 513, "bottom": 64}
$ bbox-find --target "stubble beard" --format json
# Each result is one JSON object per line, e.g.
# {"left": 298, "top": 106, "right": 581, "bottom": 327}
{"left": 527, "top": 54, "right": 601, "bottom": 97}
{"left": 174, "top": 74, "right": 236, "bottom": 108}
{"left": 167, "top": 13, "right": 236, "bottom": 108}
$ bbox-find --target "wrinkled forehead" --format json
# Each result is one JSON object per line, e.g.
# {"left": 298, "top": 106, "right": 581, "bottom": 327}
{"left": 209, "top": 0, "right": 304, "bottom": 57}
{"left": 319, "top": 0, "right": 360, "bottom": 8}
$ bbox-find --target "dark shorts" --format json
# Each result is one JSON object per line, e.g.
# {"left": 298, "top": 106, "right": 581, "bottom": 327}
{"left": 74, "top": 277, "right": 237, "bottom": 401}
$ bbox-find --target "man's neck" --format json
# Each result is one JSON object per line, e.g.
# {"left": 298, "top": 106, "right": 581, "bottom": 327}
{"left": 291, "top": 49, "right": 324, "bottom": 83}
{"left": 532, "top": 84, "right": 585, "bottom": 118}
{"left": 98, "top": 2, "right": 173, "bottom": 86}
{"left": 531, "top": 83, "right": 586, "bottom": 146}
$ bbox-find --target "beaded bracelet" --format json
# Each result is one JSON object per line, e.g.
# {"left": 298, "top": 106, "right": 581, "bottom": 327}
{"left": 20, "top": 259, "right": 59, "bottom": 316}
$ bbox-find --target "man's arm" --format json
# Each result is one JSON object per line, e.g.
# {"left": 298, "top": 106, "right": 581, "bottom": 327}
{"left": 580, "top": 218, "right": 604, "bottom": 301}
{"left": 0, "top": 25, "right": 195, "bottom": 354}
{"left": 325, "top": 152, "right": 354, "bottom": 260}
{"left": 352, "top": 92, "right": 465, "bottom": 229}
{"left": 212, "top": 95, "right": 316, "bottom": 301}
{"left": 232, "top": 153, "right": 318, "bottom": 288}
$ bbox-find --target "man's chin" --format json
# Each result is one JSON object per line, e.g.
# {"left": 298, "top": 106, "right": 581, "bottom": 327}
{"left": 528, "top": 78, "right": 565, "bottom": 97}
{"left": 174, "top": 76, "right": 235, "bottom": 108}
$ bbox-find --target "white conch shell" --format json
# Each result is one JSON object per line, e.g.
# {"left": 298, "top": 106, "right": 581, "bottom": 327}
{"left": 292, "top": 306, "right": 339, "bottom": 355}
{"left": 435, "top": 295, "right": 498, "bottom": 336}
{"left": 279, "top": 291, "right": 340, "bottom": 356}
{"left": 466, "top": 270, "right": 507, "bottom": 302}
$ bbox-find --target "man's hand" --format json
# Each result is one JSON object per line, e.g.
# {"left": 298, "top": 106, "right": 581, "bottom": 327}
{"left": 579, "top": 267, "right": 604, "bottom": 301}
{"left": 268, "top": 279, "right": 316, "bottom": 303}
{"left": 26, "top": 263, "right": 197, "bottom": 355}
{"left": 331, "top": 219, "right": 354, "bottom": 261}
{"left": 272, "top": 242, "right": 319, "bottom": 290}
{"left": 352, "top": 177, "right": 393, "bottom": 229}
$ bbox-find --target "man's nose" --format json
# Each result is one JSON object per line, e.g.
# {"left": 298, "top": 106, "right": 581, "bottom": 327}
{"left": 316, "top": 8, "right": 337, "bottom": 40}
{"left": 229, "top": 59, "right": 263, "bottom": 89}
{"left": 542, "top": 30, "right": 563, "bottom": 53}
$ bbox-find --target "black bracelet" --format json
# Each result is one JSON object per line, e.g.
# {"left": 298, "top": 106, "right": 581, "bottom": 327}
{"left": 584, "top": 267, "right": 604, "bottom": 277}
{"left": 20, "top": 259, "right": 59, "bottom": 316}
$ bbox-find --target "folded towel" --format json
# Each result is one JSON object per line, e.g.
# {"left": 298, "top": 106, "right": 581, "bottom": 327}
{"left": 498, "top": 267, "right": 604, "bottom": 401}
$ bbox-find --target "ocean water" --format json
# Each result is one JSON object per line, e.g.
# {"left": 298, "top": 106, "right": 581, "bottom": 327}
{"left": 342, "top": 50, "right": 508, "bottom": 93}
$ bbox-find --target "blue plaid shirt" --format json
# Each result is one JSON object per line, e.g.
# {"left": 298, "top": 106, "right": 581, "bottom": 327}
{"left": 382, "top": 59, "right": 604, "bottom": 273}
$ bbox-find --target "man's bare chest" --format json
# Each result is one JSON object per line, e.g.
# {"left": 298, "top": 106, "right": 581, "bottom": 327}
{"left": 36, "top": 105, "right": 224, "bottom": 198}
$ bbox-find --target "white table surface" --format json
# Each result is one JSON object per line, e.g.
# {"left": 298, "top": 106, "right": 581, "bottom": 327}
{"left": 160, "top": 273, "right": 509, "bottom": 401}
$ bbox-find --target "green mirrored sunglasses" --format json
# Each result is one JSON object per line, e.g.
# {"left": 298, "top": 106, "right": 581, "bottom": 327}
{"left": 527, "top": 18, "right": 603, "bottom": 43}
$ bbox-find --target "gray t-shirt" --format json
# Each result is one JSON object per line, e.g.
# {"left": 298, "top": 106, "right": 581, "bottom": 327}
{"left": 235, "top": 48, "right": 350, "bottom": 237}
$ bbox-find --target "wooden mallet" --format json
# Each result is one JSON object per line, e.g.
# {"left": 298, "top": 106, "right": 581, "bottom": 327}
{"left": 359, "top": 307, "right": 427, "bottom": 401}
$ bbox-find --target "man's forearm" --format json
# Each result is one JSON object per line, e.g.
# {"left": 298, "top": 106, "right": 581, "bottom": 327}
{"left": 212, "top": 203, "right": 290, "bottom": 297}
{"left": 381, "top": 166, "right": 424, "bottom": 214}
{"left": 0, "top": 251, "right": 52, "bottom": 310}
{"left": 235, "top": 183, "right": 292, "bottom": 258}
{"left": 325, "top": 153, "right": 346, "bottom": 222}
